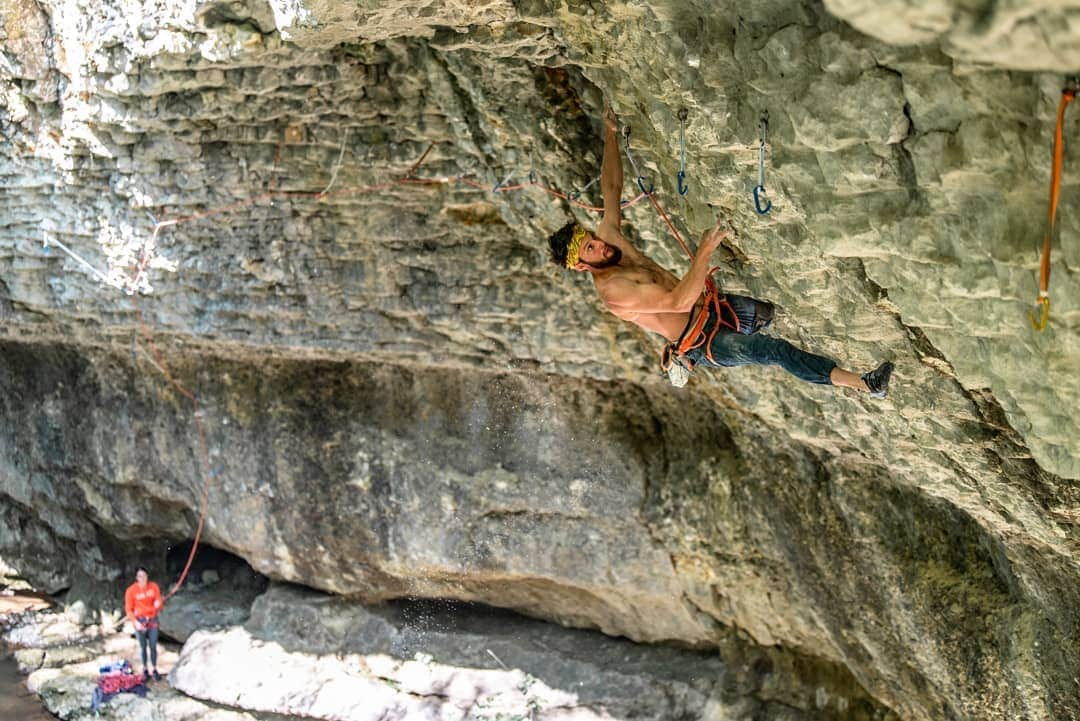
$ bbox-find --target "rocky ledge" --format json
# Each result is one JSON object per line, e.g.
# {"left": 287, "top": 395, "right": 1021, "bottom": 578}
{"left": 4, "top": 581, "right": 898, "bottom": 721}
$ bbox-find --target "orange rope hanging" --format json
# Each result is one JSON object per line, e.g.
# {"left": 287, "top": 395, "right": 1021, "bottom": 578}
{"left": 1031, "top": 82, "right": 1077, "bottom": 331}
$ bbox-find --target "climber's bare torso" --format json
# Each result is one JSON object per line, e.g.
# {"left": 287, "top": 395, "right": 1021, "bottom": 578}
{"left": 589, "top": 226, "right": 695, "bottom": 341}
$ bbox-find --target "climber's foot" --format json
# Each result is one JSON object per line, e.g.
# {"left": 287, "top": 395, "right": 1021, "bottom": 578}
{"left": 861, "top": 361, "right": 894, "bottom": 399}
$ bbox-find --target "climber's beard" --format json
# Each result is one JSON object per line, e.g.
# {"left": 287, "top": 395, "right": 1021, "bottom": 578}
{"left": 581, "top": 245, "right": 622, "bottom": 270}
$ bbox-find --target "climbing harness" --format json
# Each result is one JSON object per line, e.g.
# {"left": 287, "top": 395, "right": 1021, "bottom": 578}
{"left": 677, "top": 108, "right": 689, "bottom": 196}
{"left": 1030, "top": 78, "right": 1078, "bottom": 331}
{"left": 660, "top": 273, "right": 741, "bottom": 378}
{"left": 754, "top": 111, "right": 772, "bottom": 215}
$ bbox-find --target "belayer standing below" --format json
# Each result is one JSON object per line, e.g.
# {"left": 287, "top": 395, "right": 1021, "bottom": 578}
{"left": 124, "top": 567, "right": 163, "bottom": 681}
{"left": 547, "top": 103, "right": 893, "bottom": 397}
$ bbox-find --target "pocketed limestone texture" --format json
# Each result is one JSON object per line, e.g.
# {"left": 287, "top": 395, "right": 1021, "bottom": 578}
{"left": 2, "top": 1, "right": 1079, "bottom": 720}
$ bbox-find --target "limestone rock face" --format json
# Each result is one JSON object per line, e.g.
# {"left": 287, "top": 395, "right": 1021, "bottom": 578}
{"left": 825, "top": 0, "right": 1080, "bottom": 70}
{"left": 2, "top": 1, "right": 1080, "bottom": 720}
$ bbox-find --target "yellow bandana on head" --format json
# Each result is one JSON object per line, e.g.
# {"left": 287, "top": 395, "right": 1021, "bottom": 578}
{"left": 565, "top": 225, "right": 587, "bottom": 269}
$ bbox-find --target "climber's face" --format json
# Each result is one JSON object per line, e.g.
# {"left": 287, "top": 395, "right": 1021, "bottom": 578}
{"left": 577, "top": 234, "right": 622, "bottom": 269}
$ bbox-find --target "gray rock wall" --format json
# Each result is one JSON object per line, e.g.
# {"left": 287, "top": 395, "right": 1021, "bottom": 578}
{"left": 1, "top": 338, "right": 1077, "bottom": 719}
{"left": 2, "top": 0, "right": 1080, "bottom": 719}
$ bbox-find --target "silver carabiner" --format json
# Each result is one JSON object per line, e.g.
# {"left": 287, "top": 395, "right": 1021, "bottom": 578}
{"left": 757, "top": 110, "right": 768, "bottom": 189}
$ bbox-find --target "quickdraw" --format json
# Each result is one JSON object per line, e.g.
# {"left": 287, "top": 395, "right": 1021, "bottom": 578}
{"left": 622, "top": 125, "right": 655, "bottom": 194}
{"left": 1031, "top": 78, "right": 1079, "bottom": 331}
{"left": 677, "top": 108, "right": 690, "bottom": 196}
{"left": 754, "top": 110, "right": 772, "bottom": 215}
{"left": 570, "top": 175, "right": 598, "bottom": 200}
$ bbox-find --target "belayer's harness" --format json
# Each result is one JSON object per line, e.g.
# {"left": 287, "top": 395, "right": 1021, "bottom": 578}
{"left": 137, "top": 615, "right": 160, "bottom": 631}
{"left": 660, "top": 274, "right": 741, "bottom": 375}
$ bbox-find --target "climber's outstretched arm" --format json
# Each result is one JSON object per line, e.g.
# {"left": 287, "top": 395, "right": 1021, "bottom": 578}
{"left": 599, "top": 103, "right": 623, "bottom": 234}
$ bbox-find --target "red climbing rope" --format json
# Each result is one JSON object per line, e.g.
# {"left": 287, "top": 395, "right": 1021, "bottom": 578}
{"left": 129, "top": 269, "right": 212, "bottom": 603}
{"left": 644, "top": 191, "right": 692, "bottom": 259}
{"left": 623, "top": 131, "right": 746, "bottom": 373}
{"left": 1031, "top": 83, "right": 1077, "bottom": 331}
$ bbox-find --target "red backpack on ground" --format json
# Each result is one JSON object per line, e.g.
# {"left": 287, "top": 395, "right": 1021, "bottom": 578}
{"left": 90, "top": 660, "right": 148, "bottom": 712}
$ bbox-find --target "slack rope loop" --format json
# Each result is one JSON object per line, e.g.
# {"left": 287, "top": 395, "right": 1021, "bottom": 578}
{"left": 1031, "top": 82, "right": 1078, "bottom": 332}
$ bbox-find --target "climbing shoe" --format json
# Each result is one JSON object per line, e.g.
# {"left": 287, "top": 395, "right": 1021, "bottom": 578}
{"left": 861, "top": 361, "right": 894, "bottom": 399}
{"left": 153, "top": 670, "right": 162, "bottom": 681}
{"left": 142, "top": 670, "right": 150, "bottom": 682}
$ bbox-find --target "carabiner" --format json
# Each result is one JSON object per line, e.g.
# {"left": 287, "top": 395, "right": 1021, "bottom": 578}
{"left": 754, "top": 110, "right": 772, "bottom": 215}
{"left": 754, "top": 185, "right": 772, "bottom": 215}
{"left": 1029, "top": 296, "right": 1051, "bottom": 331}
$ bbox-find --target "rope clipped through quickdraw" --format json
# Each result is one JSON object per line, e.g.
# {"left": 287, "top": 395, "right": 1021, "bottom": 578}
{"left": 621, "top": 125, "right": 655, "bottom": 195}
{"left": 754, "top": 110, "right": 772, "bottom": 215}
{"left": 622, "top": 124, "right": 693, "bottom": 259}
{"left": 1031, "top": 79, "right": 1078, "bottom": 331}
{"left": 677, "top": 108, "right": 689, "bottom": 196}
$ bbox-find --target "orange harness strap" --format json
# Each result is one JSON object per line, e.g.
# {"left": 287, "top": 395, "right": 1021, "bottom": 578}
{"left": 1031, "top": 84, "right": 1077, "bottom": 331}
{"left": 662, "top": 273, "right": 740, "bottom": 372}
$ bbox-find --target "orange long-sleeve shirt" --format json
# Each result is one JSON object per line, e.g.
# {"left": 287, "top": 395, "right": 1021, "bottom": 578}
{"left": 124, "top": 582, "right": 162, "bottom": 619}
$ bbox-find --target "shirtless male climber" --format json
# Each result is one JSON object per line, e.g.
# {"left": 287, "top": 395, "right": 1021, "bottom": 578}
{"left": 547, "top": 104, "right": 894, "bottom": 397}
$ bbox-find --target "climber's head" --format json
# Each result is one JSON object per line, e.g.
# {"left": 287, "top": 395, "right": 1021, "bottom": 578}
{"left": 548, "top": 222, "right": 622, "bottom": 271}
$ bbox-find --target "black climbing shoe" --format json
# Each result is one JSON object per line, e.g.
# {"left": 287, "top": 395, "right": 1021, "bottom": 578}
{"left": 861, "top": 361, "right": 894, "bottom": 399}
{"left": 143, "top": 670, "right": 150, "bottom": 682}
{"left": 153, "top": 670, "right": 162, "bottom": 681}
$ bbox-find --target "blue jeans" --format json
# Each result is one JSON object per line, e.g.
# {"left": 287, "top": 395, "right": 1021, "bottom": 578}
{"left": 136, "top": 625, "right": 158, "bottom": 669}
{"left": 683, "top": 300, "right": 836, "bottom": 385}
